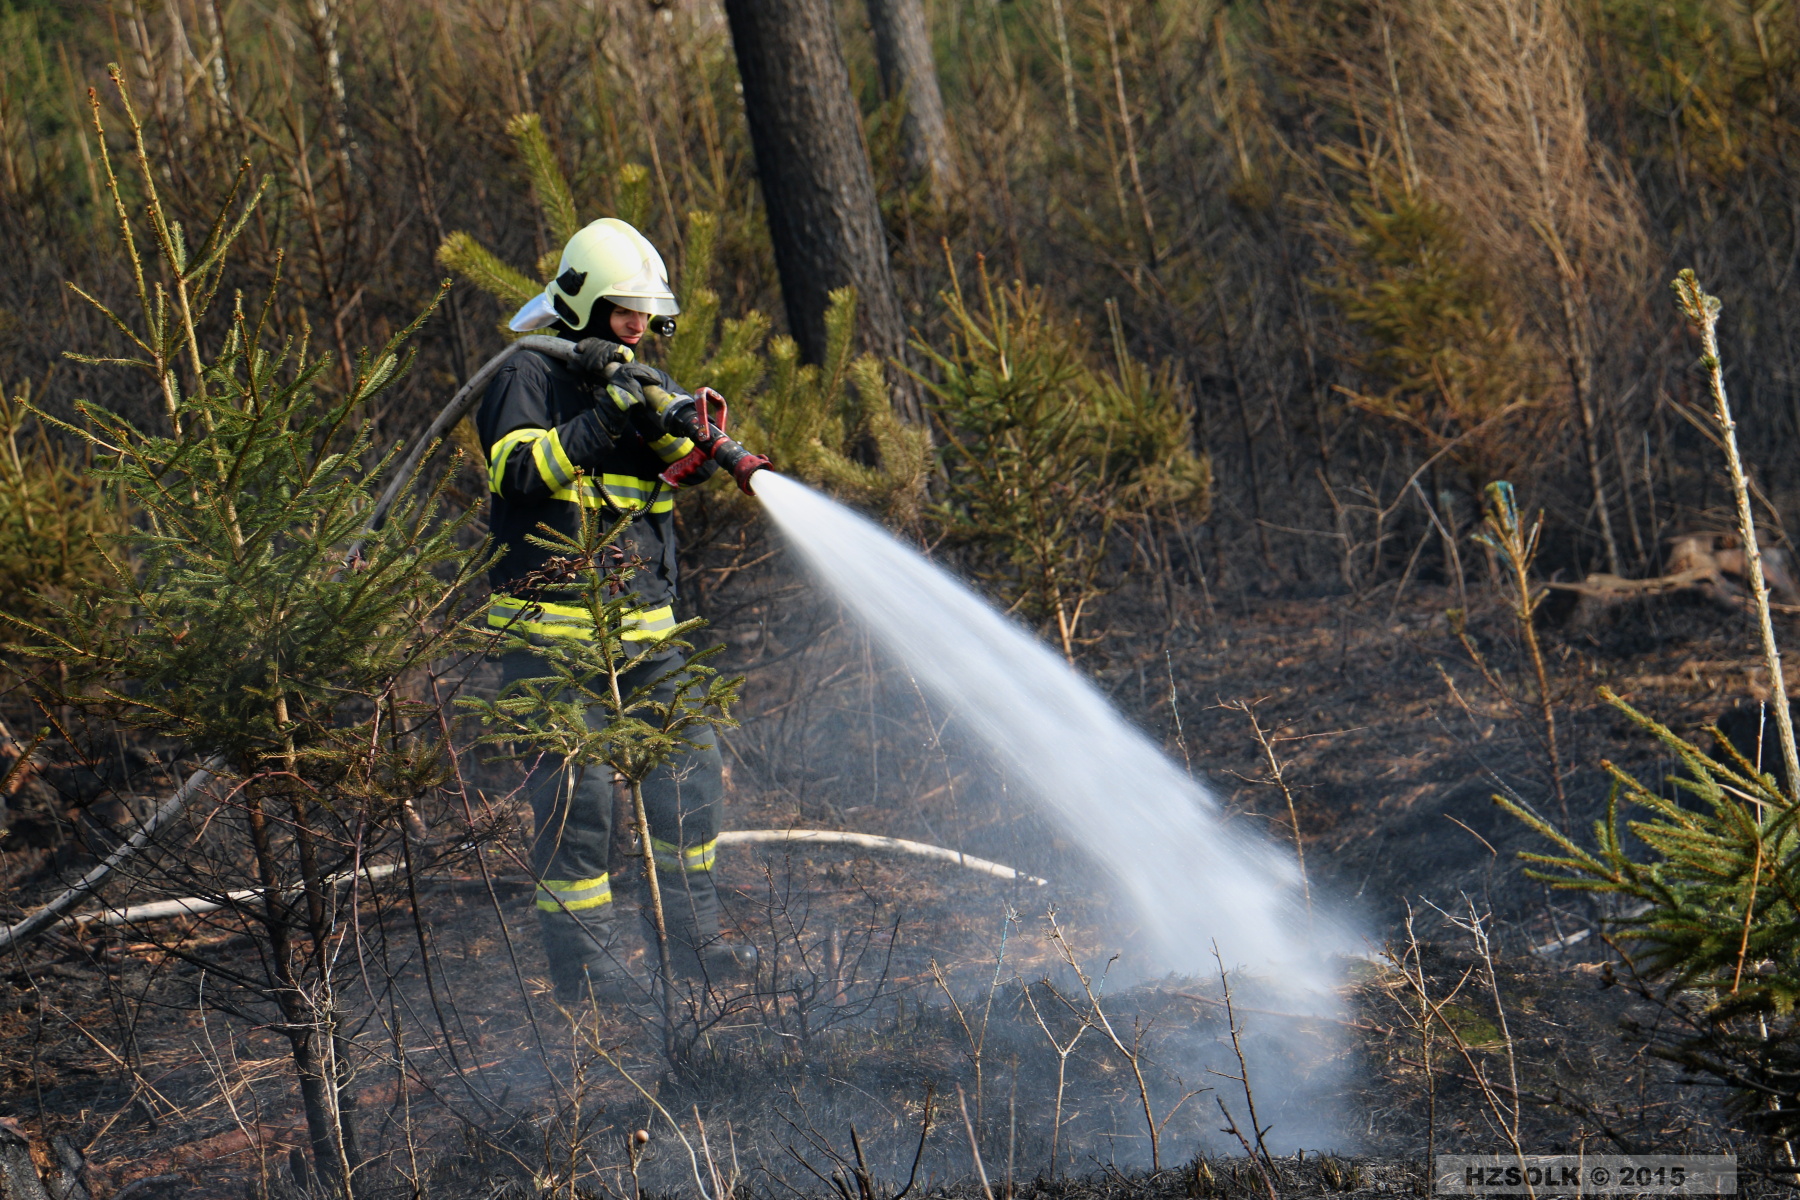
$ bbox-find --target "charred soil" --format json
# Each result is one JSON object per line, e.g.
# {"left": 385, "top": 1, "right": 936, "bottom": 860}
{"left": 0, "top": 579, "right": 1788, "bottom": 1197}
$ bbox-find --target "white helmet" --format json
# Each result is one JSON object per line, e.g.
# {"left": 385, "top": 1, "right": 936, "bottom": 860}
{"left": 508, "top": 218, "right": 680, "bottom": 332}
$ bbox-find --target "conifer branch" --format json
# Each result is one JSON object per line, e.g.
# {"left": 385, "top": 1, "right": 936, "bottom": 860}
{"left": 507, "top": 113, "right": 582, "bottom": 246}
{"left": 435, "top": 231, "right": 539, "bottom": 306}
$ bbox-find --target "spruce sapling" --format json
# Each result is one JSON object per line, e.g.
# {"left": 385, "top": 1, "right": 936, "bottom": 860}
{"left": 459, "top": 505, "right": 743, "bottom": 1063}
{"left": 6, "top": 70, "right": 487, "bottom": 1198}
{"left": 1499, "top": 272, "right": 1800, "bottom": 1147}
{"left": 1462, "top": 480, "right": 1566, "bottom": 825}
{"left": 1497, "top": 689, "right": 1800, "bottom": 1140}
{"left": 1671, "top": 269, "right": 1799, "bottom": 800}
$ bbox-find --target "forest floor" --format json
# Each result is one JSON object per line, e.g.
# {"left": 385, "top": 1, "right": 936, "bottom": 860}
{"left": 0, "top": 579, "right": 1789, "bottom": 1199}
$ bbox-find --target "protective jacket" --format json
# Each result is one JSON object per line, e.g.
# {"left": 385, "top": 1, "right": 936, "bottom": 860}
{"left": 477, "top": 344, "right": 696, "bottom": 642}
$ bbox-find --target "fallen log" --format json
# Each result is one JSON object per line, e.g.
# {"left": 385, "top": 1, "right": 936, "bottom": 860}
{"left": 47, "top": 1136, "right": 89, "bottom": 1200}
{"left": 1547, "top": 531, "right": 1800, "bottom": 628}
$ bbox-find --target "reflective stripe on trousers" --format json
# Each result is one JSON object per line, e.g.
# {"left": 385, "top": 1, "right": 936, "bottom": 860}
{"left": 536, "top": 873, "right": 614, "bottom": 912}
{"left": 487, "top": 596, "right": 677, "bottom": 641}
{"left": 650, "top": 837, "right": 718, "bottom": 874}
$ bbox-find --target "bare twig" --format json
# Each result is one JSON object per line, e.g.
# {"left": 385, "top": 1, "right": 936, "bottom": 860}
{"left": 1208, "top": 945, "right": 1272, "bottom": 1167}
{"left": 1220, "top": 699, "right": 1312, "bottom": 920}
{"left": 956, "top": 1085, "right": 994, "bottom": 1200}
{"left": 1213, "top": 1099, "right": 1278, "bottom": 1200}
{"left": 1021, "top": 982, "right": 1086, "bottom": 1178}
{"left": 1043, "top": 909, "right": 1166, "bottom": 1170}
{"left": 890, "top": 1084, "right": 934, "bottom": 1200}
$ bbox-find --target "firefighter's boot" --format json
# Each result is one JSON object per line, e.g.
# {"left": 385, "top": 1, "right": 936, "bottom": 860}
{"left": 539, "top": 907, "right": 634, "bottom": 1007}
{"left": 645, "top": 861, "right": 756, "bottom": 986}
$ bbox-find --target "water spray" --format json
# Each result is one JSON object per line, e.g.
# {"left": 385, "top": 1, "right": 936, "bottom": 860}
{"left": 752, "top": 471, "right": 1355, "bottom": 1150}
{"left": 752, "top": 471, "right": 1357, "bottom": 995}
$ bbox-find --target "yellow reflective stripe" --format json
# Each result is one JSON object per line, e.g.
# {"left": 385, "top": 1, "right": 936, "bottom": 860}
{"left": 532, "top": 429, "right": 578, "bottom": 489}
{"left": 489, "top": 596, "right": 591, "bottom": 637}
{"left": 620, "top": 605, "right": 675, "bottom": 641}
{"left": 536, "top": 874, "right": 613, "bottom": 912}
{"left": 548, "top": 475, "right": 673, "bottom": 514}
{"left": 600, "top": 473, "right": 662, "bottom": 498}
{"left": 488, "top": 429, "right": 548, "bottom": 495}
{"left": 650, "top": 837, "right": 717, "bottom": 874}
{"left": 488, "top": 598, "right": 677, "bottom": 642}
{"left": 649, "top": 432, "right": 695, "bottom": 465}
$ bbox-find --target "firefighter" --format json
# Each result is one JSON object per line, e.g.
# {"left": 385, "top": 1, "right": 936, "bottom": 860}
{"left": 480, "top": 217, "right": 749, "bottom": 1004}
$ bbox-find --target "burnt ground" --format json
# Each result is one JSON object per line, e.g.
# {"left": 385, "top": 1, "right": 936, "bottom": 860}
{"left": 0, "top": 573, "right": 1792, "bottom": 1198}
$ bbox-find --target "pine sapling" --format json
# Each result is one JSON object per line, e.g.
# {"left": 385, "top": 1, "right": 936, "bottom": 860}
{"left": 1498, "top": 688, "right": 1800, "bottom": 1139}
{"left": 1456, "top": 480, "right": 1567, "bottom": 826}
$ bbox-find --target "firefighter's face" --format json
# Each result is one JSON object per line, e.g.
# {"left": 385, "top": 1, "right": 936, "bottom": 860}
{"left": 609, "top": 305, "right": 650, "bottom": 345}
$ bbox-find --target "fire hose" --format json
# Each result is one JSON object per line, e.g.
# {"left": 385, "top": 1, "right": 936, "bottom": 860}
{"left": 44, "top": 830, "right": 1044, "bottom": 931}
{"left": 0, "top": 756, "right": 225, "bottom": 954}
{"left": 348, "top": 335, "right": 771, "bottom": 562}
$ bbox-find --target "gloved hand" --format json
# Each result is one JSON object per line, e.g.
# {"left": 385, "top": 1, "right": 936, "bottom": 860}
{"left": 604, "top": 362, "right": 661, "bottom": 413}
{"left": 625, "top": 403, "right": 668, "bottom": 446}
{"left": 640, "top": 375, "right": 694, "bottom": 424}
{"left": 657, "top": 386, "right": 726, "bottom": 487}
{"left": 573, "top": 337, "right": 626, "bottom": 378}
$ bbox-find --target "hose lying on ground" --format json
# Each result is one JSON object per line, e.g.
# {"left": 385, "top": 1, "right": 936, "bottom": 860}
{"left": 1, "top": 342, "right": 580, "bottom": 951}
{"left": 0, "top": 756, "right": 225, "bottom": 954}
{"left": 74, "top": 863, "right": 404, "bottom": 928}
{"left": 50, "top": 830, "right": 1046, "bottom": 930}
{"left": 717, "top": 830, "right": 1048, "bottom": 886}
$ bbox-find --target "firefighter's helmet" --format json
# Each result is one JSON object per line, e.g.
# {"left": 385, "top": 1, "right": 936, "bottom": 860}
{"left": 508, "top": 218, "right": 680, "bottom": 332}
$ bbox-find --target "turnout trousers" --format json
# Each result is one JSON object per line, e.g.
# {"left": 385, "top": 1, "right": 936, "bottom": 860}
{"left": 500, "top": 644, "right": 725, "bottom": 986}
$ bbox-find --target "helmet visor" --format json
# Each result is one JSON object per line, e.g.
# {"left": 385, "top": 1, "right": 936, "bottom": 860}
{"left": 602, "top": 290, "right": 680, "bottom": 317}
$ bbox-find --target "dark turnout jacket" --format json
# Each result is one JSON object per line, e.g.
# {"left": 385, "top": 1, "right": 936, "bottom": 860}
{"left": 476, "top": 345, "right": 695, "bottom": 642}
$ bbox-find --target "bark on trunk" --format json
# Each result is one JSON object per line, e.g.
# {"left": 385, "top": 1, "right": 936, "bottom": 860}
{"left": 0, "top": 1125, "right": 50, "bottom": 1200}
{"left": 722, "top": 0, "right": 921, "bottom": 423}
{"left": 863, "top": 0, "right": 959, "bottom": 203}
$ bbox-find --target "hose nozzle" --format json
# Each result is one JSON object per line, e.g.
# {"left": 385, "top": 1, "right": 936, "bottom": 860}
{"left": 662, "top": 388, "right": 771, "bottom": 496}
{"left": 712, "top": 439, "right": 772, "bottom": 496}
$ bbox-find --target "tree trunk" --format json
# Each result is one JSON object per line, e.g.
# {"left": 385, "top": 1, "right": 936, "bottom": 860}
{"left": 722, "top": 0, "right": 921, "bottom": 424}
{"left": 863, "top": 0, "right": 959, "bottom": 204}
